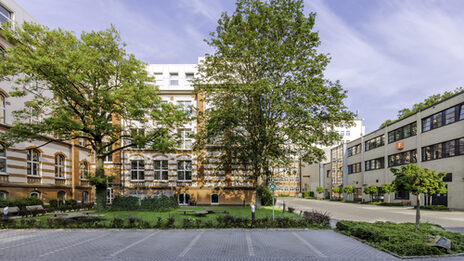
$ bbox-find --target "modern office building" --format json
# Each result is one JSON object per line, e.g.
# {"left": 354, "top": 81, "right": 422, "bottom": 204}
{"left": 345, "top": 91, "right": 464, "bottom": 209}
{"left": 0, "top": 0, "right": 92, "bottom": 203}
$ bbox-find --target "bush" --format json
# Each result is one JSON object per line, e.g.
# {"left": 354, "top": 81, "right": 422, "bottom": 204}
{"left": 302, "top": 210, "right": 330, "bottom": 227}
{"left": 0, "top": 197, "right": 44, "bottom": 208}
{"left": 417, "top": 205, "right": 449, "bottom": 211}
{"left": 257, "top": 185, "right": 275, "bottom": 206}
{"left": 302, "top": 191, "right": 310, "bottom": 198}
{"left": 140, "top": 195, "right": 178, "bottom": 211}
{"left": 111, "top": 196, "right": 140, "bottom": 211}
{"left": 49, "top": 199, "right": 58, "bottom": 209}
{"left": 336, "top": 221, "right": 464, "bottom": 256}
{"left": 287, "top": 207, "right": 295, "bottom": 213}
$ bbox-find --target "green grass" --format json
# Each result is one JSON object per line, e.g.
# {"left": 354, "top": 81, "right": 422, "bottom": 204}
{"left": 98, "top": 206, "right": 300, "bottom": 227}
{"left": 336, "top": 221, "right": 464, "bottom": 256}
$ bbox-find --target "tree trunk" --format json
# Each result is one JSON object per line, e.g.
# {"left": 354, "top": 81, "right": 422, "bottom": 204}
{"left": 95, "top": 156, "right": 107, "bottom": 212}
{"left": 416, "top": 194, "right": 421, "bottom": 230}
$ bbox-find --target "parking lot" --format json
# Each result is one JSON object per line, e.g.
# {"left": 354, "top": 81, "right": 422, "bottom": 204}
{"left": 0, "top": 229, "right": 462, "bottom": 261}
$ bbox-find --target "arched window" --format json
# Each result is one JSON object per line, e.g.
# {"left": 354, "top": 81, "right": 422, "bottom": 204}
{"left": 79, "top": 162, "right": 89, "bottom": 180}
{"left": 0, "top": 94, "right": 5, "bottom": 124}
{"left": 0, "top": 190, "right": 7, "bottom": 199}
{"left": 57, "top": 191, "right": 65, "bottom": 202}
{"left": 82, "top": 191, "right": 89, "bottom": 203}
{"left": 0, "top": 143, "right": 6, "bottom": 174}
{"left": 178, "top": 193, "right": 190, "bottom": 206}
{"left": 30, "top": 191, "right": 40, "bottom": 198}
{"left": 27, "top": 149, "right": 40, "bottom": 176}
{"left": 55, "top": 154, "right": 65, "bottom": 178}
{"left": 211, "top": 193, "right": 219, "bottom": 205}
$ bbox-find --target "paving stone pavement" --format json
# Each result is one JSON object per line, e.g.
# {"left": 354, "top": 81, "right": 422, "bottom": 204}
{"left": 0, "top": 229, "right": 462, "bottom": 261}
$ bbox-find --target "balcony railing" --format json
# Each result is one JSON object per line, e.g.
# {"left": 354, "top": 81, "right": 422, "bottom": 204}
{"left": 27, "top": 176, "right": 41, "bottom": 184}
{"left": 55, "top": 179, "right": 66, "bottom": 185}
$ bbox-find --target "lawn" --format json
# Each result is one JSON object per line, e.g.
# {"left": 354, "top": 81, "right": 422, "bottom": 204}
{"left": 336, "top": 220, "right": 464, "bottom": 256}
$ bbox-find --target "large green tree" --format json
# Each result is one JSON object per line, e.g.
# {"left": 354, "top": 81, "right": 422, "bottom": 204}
{"left": 0, "top": 23, "right": 187, "bottom": 210}
{"left": 391, "top": 164, "right": 447, "bottom": 229}
{"left": 194, "top": 0, "right": 354, "bottom": 204}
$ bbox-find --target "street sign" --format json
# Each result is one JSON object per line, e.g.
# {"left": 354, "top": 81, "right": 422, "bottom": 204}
{"left": 269, "top": 183, "right": 276, "bottom": 191}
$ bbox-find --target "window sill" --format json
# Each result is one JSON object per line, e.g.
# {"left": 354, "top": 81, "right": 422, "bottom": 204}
{"left": 55, "top": 177, "right": 65, "bottom": 180}
{"left": 27, "top": 175, "right": 41, "bottom": 178}
{"left": 131, "top": 180, "right": 145, "bottom": 182}
{"left": 154, "top": 180, "right": 169, "bottom": 182}
{"left": 177, "top": 180, "right": 192, "bottom": 182}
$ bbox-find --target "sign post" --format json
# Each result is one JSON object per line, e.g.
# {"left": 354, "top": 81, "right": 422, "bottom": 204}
{"left": 269, "top": 183, "right": 276, "bottom": 221}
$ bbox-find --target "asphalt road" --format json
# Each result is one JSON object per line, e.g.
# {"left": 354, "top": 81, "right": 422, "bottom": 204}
{"left": 277, "top": 198, "right": 464, "bottom": 230}
{"left": 0, "top": 229, "right": 462, "bottom": 261}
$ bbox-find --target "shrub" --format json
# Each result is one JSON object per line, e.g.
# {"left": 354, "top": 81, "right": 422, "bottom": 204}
{"left": 0, "top": 197, "right": 44, "bottom": 208}
{"left": 140, "top": 195, "right": 178, "bottom": 211}
{"left": 257, "top": 185, "right": 275, "bottom": 206}
{"left": 302, "top": 210, "right": 330, "bottom": 227}
{"left": 111, "top": 196, "right": 140, "bottom": 211}
{"left": 49, "top": 199, "right": 58, "bottom": 209}
{"left": 417, "top": 205, "right": 449, "bottom": 211}
{"left": 166, "top": 217, "right": 175, "bottom": 228}
{"left": 111, "top": 217, "right": 124, "bottom": 228}
{"left": 288, "top": 207, "right": 295, "bottom": 213}
{"left": 302, "top": 191, "right": 310, "bottom": 198}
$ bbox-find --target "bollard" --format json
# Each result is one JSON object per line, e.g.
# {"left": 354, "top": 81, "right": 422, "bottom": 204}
{"left": 251, "top": 204, "right": 255, "bottom": 222}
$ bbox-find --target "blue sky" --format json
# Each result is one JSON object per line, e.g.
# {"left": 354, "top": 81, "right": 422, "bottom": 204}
{"left": 16, "top": 0, "right": 464, "bottom": 133}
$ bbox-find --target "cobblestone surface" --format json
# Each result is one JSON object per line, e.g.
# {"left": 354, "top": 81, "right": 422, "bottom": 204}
{"left": 0, "top": 229, "right": 462, "bottom": 261}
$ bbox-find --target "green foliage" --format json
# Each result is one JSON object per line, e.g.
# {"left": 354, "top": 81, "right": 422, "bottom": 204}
{"left": 379, "top": 87, "right": 463, "bottom": 128}
{"left": 0, "top": 23, "right": 188, "bottom": 210}
{"left": 316, "top": 187, "right": 324, "bottom": 194}
{"left": 257, "top": 185, "right": 274, "bottom": 206}
{"left": 336, "top": 221, "right": 464, "bottom": 256}
{"left": 140, "top": 196, "right": 179, "bottom": 211}
{"left": 363, "top": 185, "right": 378, "bottom": 201}
{"left": 111, "top": 196, "right": 140, "bottom": 211}
{"left": 194, "top": 0, "right": 355, "bottom": 183}
{"left": 417, "top": 205, "right": 449, "bottom": 211}
{"left": 0, "top": 197, "right": 43, "bottom": 208}
{"left": 391, "top": 164, "right": 447, "bottom": 196}
{"left": 380, "top": 183, "right": 396, "bottom": 194}
{"left": 343, "top": 185, "right": 354, "bottom": 194}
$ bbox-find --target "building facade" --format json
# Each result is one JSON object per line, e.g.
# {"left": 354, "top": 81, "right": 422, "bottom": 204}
{"left": 345, "top": 91, "right": 464, "bottom": 209}
{"left": 0, "top": 0, "right": 93, "bottom": 203}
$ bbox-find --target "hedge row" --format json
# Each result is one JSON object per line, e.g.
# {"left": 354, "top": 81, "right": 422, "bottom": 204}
{"left": 111, "top": 195, "right": 178, "bottom": 211}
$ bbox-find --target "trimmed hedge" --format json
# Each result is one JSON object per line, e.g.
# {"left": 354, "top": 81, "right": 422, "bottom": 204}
{"left": 111, "top": 195, "right": 178, "bottom": 211}
{"left": 0, "top": 197, "right": 43, "bottom": 208}
{"left": 417, "top": 205, "right": 449, "bottom": 211}
{"left": 336, "top": 221, "right": 464, "bottom": 256}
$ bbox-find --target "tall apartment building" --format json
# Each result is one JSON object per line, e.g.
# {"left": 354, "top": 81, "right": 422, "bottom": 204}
{"left": 0, "top": 0, "right": 92, "bottom": 203}
{"left": 345, "top": 91, "right": 464, "bottom": 209}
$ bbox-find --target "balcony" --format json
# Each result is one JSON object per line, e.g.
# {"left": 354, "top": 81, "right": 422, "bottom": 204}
{"left": 80, "top": 180, "right": 90, "bottom": 186}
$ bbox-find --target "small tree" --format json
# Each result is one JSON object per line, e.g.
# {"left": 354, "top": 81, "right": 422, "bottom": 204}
{"left": 391, "top": 164, "right": 447, "bottom": 229}
{"left": 363, "top": 185, "right": 378, "bottom": 202}
{"left": 316, "top": 186, "right": 324, "bottom": 199}
{"left": 332, "top": 186, "right": 342, "bottom": 200}
{"left": 343, "top": 185, "right": 354, "bottom": 201}
{"left": 380, "top": 183, "right": 396, "bottom": 203}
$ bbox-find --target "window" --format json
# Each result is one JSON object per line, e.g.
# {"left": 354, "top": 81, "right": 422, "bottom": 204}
{"left": 365, "top": 135, "right": 384, "bottom": 151}
{"left": 346, "top": 131, "right": 350, "bottom": 136}
{"left": 55, "top": 155, "right": 65, "bottom": 178}
{"left": 0, "top": 143, "right": 6, "bottom": 174}
{"left": 388, "top": 150, "right": 417, "bottom": 167}
{"left": 131, "top": 160, "right": 145, "bottom": 180}
{"left": 347, "top": 144, "right": 362, "bottom": 157}
{"left": 153, "top": 72, "right": 163, "bottom": 86}
{"left": 82, "top": 191, "right": 89, "bottom": 203}
{"left": 103, "top": 143, "right": 113, "bottom": 162}
{"left": 422, "top": 103, "right": 464, "bottom": 132}
{"left": 211, "top": 193, "right": 219, "bottom": 205}
{"left": 79, "top": 162, "right": 89, "bottom": 179}
{"left": 395, "top": 191, "right": 409, "bottom": 200}
{"left": 364, "top": 157, "right": 384, "bottom": 171}
{"left": 179, "top": 129, "right": 192, "bottom": 150}
{"left": 347, "top": 162, "right": 361, "bottom": 174}
{"left": 30, "top": 191, "right": 40, "bottom": 198}
{"left": 340, "top": 131, "right": 344, "bottom": 136}
{"left": 422, "top": 137, "right": 464, "bottom": 161}
{"left": 0, "top": 94, "right": 5, "bottom": 124}
{"left": 0, "top": 191, "right": 7, "bottom": 199}
{"left": 185, "top": 73, "right": 194, "bottom": 83}
{"left": 388, "top": 122, "right": 417, "bottom": 143}
{"left": 177, "top": 100, "right": 192, "bottom": 117}
{"left": 177, "top": 160, "right": 192, "bottom": 181}
{"left": 0, "top": 5, "right": 11, "bottom": 24}
{"left": 178, "top": 193, "right": 190, "bottom": 205}
{"left": 169, "top": 73, "right": 179, "bottom": 86}
{"left": 154, "top": 160, "right": 168, "bottom": 181}
{"left": 57, "top": 191, "right": 65, "bottom": 202}
{"left": 107, "top": 185, "right": 113, "bottom": 204}
{"left": 27, "top": 149, "right": 40, "bottom": 176}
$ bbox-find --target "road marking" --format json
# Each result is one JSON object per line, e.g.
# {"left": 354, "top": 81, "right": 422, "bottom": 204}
{"left": 110, "top": 231, "right": 159, "bottom": 257}
{"left": 245, "top": 232, "right": 255, "bottom": 257}
{"left": 178, "top": 231, "right": 204, "bottom": 257}
{"left": 39, "top": 232, "right": 109, "bottom": 257}
{"left": 292, "top": 232, "right": 326, "bottom": 258}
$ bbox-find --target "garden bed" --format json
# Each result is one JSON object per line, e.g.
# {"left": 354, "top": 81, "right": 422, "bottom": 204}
{"left": 0, "top": 206, "right": 330, "bottom": 229}
{"left": 336, "top": 220, "right": 464, "bottom": 257}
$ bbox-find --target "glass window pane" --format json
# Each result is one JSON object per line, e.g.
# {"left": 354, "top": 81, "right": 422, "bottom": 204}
{"left": 460, "top": 105, "right": 464, "bottom": 120}
{"left": 445, "top": 107, "right": 456, "bottom": 125}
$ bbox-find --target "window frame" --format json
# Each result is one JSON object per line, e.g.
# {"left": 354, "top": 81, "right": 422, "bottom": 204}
{"left": 422, "top": 103, "right": 464, "bottom": 133}
{"left": 82, "top": 191, "right": 89, "bottom": 203}
{"left": 211, "top": 193, "right": 219, "bottom": 205}
{"left": 178, "top": 129, "right": 192, "bottom": 150}
{"left": 154, "top": 159, "right": 169, "bottom": 181}
{"left": 0, "top": 143, "right": 6, "bottom": 174}
{"left": 169, "top": 72, "right": 179, "bottom": 86}
{"left": 0, "top": 190, "right": 7, "bottom": 199}
{"left": 30, "top": 191, "right": 40, "bottom": 199}
{"left": 79, "top": 162, "right": 89, "bottom": 180}
{"left": 27, "top": 149, "right": 40, "bottom": 176}
{"left": 0, "top": 93, "right": 5, "bottom": 124}
{"left": 0, "top": 4, "right": 12, "bottom": 24}
{"left": 177, "top": 160, "right": 192, "bottom": 181}
{"left": 55, "top": 154, "right": 65, "bottom": 178}
{"left": 130, "top": 160, "right": 145, "bottom": 181}
{"left": 178, "top": 193, "right": 190, "bottom": 206}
